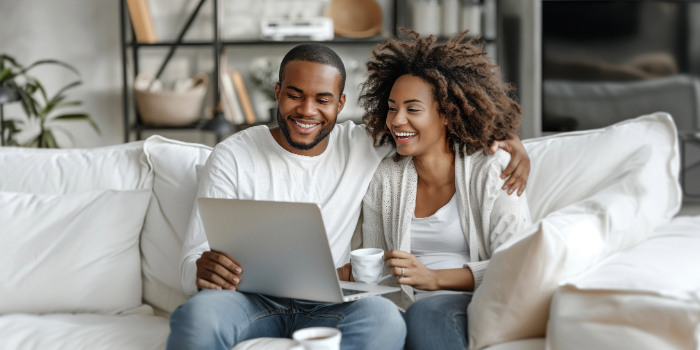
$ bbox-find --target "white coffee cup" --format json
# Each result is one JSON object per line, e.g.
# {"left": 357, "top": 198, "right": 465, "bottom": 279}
{"left": 350, "top": 248, "right": 387, "bottom": 285}
{"left": 292, "top": 327, "right": 341, "bottom": 350}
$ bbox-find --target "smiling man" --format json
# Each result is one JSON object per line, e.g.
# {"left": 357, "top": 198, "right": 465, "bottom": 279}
{"left": 166, "top": 43, "right": 530, "bottom": 350}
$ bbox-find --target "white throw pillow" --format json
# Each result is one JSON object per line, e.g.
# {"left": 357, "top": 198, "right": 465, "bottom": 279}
{"left": 0, "top": 141, "right": 149, "bottom": 194}
{"left": 468, "top": 113, "right": 682, "bottom": 349}
{"left": 140, "top": 136, "right": 212, "bottom": 312}
{"left": 0, "top": 189, "right": 151, "bottom": 315}
{"left": 547, "top": 216, "right": 700, "bottom": 350}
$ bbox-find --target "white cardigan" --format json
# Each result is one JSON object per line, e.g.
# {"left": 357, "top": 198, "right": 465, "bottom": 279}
{"left": 361, "top": 149, "right": 532, "bottom": 311}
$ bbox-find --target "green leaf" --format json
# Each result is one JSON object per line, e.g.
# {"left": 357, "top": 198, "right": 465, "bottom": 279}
{"left": 53, "top": 113, "right": 100, "bottom": 134}
{"left": 57, "top": 100, "right": 82, "bottom": 108}
{"left": 23, "top": 59, "right": 80, "bottom": 78}
{"left": 31, "top": 79, "right": 49, "bottom": 104}
{"left": 52, "top": 80, "right": 81, "bottom": 100}
{"left": 49, "top": 125, "right": 77, "bottom": 147}
{"left": 16, "top": 86, "right": 37, "bottom": 116}
{"left": 0, "top": 68, "right": 14, "bottom": 83}
{"left": 42, "top": 129, "right": 59, "bottom": 148}
{"left": 0, "top": 55, "right": 23, "bottom": 70}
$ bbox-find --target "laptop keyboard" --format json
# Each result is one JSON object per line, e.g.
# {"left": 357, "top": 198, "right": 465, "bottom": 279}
{"left": 342, "top": 288, "right": 365, "bottom": 296}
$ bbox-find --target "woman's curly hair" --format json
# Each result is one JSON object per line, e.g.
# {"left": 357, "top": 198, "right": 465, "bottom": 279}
{"left": 359, "top": 29, "right": 522, "bottom": 159}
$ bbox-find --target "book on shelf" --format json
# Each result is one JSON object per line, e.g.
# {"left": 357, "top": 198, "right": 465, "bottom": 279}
{"left": 230, "top": 70, "right": 258, "bottom": 125}
{"left": 125, "top": 0, "right": 158, "bottom": 43}
{"left": 220, "top": 71, "right": 245, "bottom": 125}
{"left": 219, "top": 52, "right": 245, "bottom": 125}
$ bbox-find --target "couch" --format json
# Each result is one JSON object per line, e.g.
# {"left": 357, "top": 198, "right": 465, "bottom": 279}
{"left": 1, "top": 112, "right": 698, "bottom": 350}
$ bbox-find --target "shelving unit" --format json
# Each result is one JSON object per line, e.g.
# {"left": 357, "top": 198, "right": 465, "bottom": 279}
{"left": 119, "top": 0, "right": 495, "bottom": 143}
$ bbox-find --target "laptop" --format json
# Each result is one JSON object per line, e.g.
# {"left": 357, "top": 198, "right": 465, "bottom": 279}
{"left": 198, "top": 198, "right": 400, "bottom": 303}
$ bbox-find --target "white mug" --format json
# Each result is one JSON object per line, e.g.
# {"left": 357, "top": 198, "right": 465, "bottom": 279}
{"left": 350, "top": 248, "right": 389, "bottom": 285}
{"left": 292, "top": 327, "right": 341, "bottom": 350}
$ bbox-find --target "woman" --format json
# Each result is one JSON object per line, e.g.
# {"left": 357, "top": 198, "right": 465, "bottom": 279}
{"left": 357, "top": 31, "right": 531, "bottom": 349}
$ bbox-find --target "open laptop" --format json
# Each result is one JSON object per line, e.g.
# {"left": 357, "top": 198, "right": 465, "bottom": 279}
{"left": 198, "top": 198, "right": 400, "bottom": 303}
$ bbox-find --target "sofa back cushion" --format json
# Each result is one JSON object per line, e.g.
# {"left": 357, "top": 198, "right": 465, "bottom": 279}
{"left": 548, "top": 216, "right": 700, "bottom": 350}
{"left": 468, "top": 113, "right": 682, "bottom": 349}
{"left": 141, "top": 136, "right": 212, "bottom": 313}
{"left": 0, "top": 141, "right": 150, "bottom": 194}
{"left": 0, "top": 189, "right": 151, "bottom": 315}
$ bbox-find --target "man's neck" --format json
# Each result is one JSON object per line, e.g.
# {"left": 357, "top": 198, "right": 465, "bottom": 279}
{"left": 269, "top": 127, "right": 329, "bottom": 157}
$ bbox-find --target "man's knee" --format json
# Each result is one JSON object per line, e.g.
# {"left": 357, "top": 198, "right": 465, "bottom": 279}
{"left": 170, "top": 290, "right": 240, "bottom": 330}
{"left": 352, "top": 297, "right": 406, "bottom": 337}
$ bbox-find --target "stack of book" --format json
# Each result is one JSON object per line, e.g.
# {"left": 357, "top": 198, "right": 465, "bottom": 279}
{"left": 220, "top": 51, "right": 257, "bottom": 125}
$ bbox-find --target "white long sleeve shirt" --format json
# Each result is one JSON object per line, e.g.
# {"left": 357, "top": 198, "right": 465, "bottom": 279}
{"left": 180, "top": 121, "right": 392, "bottom": 296}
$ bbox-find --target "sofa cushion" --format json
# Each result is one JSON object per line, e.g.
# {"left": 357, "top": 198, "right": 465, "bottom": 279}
{"left": 547, "top": 216, "right": 700, "bottom": 350}
{"left": 0, "top": 141, "right": 150, "bottom": 194}
{"left": 141, "top": 136, "right": 212, "bottom": 313}
{"left": 0, "top": 312, "right": 169, "bottom": 350}
{"left": 468, "top": 113, "right": 683, "bottom": 349}
{"left": 0, "top": 189, "right": 151, "bottom": 315}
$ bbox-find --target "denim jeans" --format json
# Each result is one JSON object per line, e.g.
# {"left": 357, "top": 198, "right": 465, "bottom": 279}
{"left": 402, "top": 293, "right": 472, "bottom": 350}
{"left": 166, "top": 289, "right": 406, "bottom": 350}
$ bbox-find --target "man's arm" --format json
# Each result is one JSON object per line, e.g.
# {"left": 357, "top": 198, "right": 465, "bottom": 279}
{"left": 180, "top": 145, "right": 244, "bottom": 294}
{"left": 487, "top": 134, "right": 530, "bottom": 196}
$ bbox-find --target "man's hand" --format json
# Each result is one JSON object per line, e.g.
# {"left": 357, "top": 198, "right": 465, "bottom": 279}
{"left": 337, "top": 263, "right": 355, "bottom": 282}
{"left": 487, "top": 134, "right": 531, "bottom": 196}
{"left": 384, "top": 250, "right": 439, "bottom": 291}
{"left": 195, "top": 250, "right": 243, "bottom": 291}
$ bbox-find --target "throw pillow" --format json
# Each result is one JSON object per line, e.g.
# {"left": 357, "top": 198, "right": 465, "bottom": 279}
{"left": 0, "top": 189, "right": 151, "bottom": 315}
{"left": 468, "top": 113, "right": 682, "bottom": 349}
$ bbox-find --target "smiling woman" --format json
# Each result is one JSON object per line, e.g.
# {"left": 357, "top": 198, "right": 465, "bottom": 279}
{"left": 356, "top": 30, "right": 532, "bottom": 350}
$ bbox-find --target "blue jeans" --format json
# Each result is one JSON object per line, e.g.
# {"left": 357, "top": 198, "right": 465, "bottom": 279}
{"left": 402, "top": 294, "right": 472, "bottom": 350}
{"left": 167, "top": 290, "right": 406, "bottom": 350}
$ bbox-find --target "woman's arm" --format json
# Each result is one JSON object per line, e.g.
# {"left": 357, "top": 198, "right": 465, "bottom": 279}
{"left": 384, "top": 250, "right": 475, "bottom": 292}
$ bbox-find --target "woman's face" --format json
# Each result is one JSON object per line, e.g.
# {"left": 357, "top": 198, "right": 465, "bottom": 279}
{"left": 386, "top": 74, "right": 447, "bottom": 157}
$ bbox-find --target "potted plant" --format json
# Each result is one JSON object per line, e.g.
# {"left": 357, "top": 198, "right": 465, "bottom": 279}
{"left": 249, "top": 56, "right": 282, "bottom": 123}
{"left": 0, "top": 54, "right": 99, "bottom": 147}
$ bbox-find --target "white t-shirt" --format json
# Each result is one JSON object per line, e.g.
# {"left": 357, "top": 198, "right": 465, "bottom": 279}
{"left": 180, "top": 121, "right": 392, "bottom": 296}
{"left": 411, "top": 193, "right": 471, "bottom": 300}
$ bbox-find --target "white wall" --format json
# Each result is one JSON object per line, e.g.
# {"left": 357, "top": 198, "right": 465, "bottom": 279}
{"left": 1, "top": 0, "right": 122, "bottom": 147}
{"left": 0, "top": 0, "right": 395, "bottom": 148}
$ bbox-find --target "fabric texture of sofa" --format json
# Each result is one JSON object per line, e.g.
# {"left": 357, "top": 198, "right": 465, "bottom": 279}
{"left": 1, "top": 112, "right": 698, "bottom": 350}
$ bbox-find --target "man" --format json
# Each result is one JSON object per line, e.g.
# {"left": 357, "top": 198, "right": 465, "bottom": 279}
{"left": 167, "top": 43, "right": 530, "bottom": 350}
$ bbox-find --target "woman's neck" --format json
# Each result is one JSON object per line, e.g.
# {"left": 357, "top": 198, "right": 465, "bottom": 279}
{"left": 412, "top": 142, "right": 455, "bottom": 188}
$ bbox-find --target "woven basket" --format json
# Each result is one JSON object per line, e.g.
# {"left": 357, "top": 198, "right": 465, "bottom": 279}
{"left": 134, "top": 73, "right": 208, "bottom": 127}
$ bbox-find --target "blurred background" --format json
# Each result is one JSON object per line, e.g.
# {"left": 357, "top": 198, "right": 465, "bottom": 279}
{"left": 1, "top": 1, "right": 699, "bottom": 159}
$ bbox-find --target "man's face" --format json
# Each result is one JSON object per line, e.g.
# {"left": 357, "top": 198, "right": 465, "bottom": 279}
{"left": 274, "top": 60, "right": 345, "bottom": 152}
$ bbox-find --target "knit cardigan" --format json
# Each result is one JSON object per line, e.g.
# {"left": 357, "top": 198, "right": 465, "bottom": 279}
{"left": 361, "top": 148, "right": 532, "bottom": 311}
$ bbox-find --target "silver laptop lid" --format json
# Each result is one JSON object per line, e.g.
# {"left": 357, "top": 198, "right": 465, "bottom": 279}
{"left": 198, "top": 198, "right": 345, "bottom": 303}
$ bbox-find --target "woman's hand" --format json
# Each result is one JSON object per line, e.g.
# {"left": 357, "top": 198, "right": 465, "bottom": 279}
{"left": 487, "top": 134, "right": 530, "bottom": 196}
{"left": 337, "top": 263, "right": 355, "bottom": 282}
{"left": 384, "top": 250, "right": 439, "bottom": 291}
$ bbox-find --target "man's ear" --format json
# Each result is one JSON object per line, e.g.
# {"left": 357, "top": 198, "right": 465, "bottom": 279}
{"left": 337, "top": 93, "right": 346, "bottom": 114}
{"left": 274, "top": 82, "right": 281, "bottom": 102}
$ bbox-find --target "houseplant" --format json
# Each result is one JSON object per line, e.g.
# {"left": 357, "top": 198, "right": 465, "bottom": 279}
{"left": 249, "top": 56, "right": 282, "bottom": 122}
{"left": 0, "top": 54, "right": 99, "bottom": 147}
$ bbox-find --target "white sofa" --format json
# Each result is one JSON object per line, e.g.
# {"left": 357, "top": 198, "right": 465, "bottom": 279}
{"left": 1, "top": 113, "right": 698, "bottom": 350}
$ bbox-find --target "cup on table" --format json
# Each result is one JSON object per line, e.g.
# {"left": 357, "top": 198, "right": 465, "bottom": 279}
{"left": 291, "top": 327, "right": 341, "bottom": 350}
{"left": 350, "top": 248, "right": 387, "bottom": 285}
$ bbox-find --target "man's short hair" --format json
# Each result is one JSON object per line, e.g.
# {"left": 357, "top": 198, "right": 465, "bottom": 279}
{"left": 279, "top": 43, "right": 346, "bottom": 95}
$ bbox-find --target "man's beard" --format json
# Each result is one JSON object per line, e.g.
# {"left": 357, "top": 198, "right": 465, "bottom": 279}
{"left": 277, "top": 109, "right": 335, "bottom": 151}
